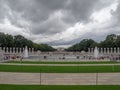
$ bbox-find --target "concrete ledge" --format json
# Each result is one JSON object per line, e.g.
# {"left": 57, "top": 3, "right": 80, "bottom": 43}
{"left": 0, "top": 72, "right": 120, "bottom": 85}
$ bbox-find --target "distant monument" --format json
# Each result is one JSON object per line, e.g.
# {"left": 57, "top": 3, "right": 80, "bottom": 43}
{"left": 94, "top": 46, "right": 99, "bottom": 58}
{"left": 24, "top": 46, "right": 29, "bottom": 58}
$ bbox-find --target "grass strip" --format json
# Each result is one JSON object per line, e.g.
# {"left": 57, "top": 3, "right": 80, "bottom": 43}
{"left": 0, "top": 85, "right": 120, "bottom": 90}
{"left": 0, "top": 65, "right": 120, "bottom": 73}
{"left": 5, "top": 61, "right": 120, "bottom": 64}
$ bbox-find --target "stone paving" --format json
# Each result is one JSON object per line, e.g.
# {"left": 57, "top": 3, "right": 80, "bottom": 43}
{"left": 0, "top": 72, "right": 120, "bottom": 85}
{"left": 0, "top": 63, "right": 120, "bottom": 66}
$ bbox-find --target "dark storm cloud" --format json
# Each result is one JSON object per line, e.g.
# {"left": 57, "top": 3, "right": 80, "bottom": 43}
{"left": 0, "top": 0, "right": 120, "bottom": 47}
{"left": 6, "top": 0, "right": 67, "bottom": 22}
{"left": 1, "top": 0, "right": 100, "bottom": 35}
{"left": 114, "top": 1, "right": 120, "bottom": 22}
{"left": 6, "top": 0, "right": 97, "bottom": 22}
{"left": 0, "top": 0, "right": 8, "bottom": 22}
{"left": 62, "top": 0, "right": 99, "bottom": 23}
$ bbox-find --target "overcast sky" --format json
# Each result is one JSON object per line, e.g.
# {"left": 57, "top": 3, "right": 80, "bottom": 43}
{"left": 0, "top": 0, "right": 120, "bottom": 48}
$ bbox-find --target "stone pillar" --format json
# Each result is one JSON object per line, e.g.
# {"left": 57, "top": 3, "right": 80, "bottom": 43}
{"left": 32, "top": 48, "right": 34, "bottom": 53}
{"left": 117, "top": 47, "right": 120, "bottom": 54}
{"left": 29, "top": 48, "right": 31, "bottom": 54}
{"left": 100, "top": 48, "right": 102, "bottom": 54}
{"left": 104, "top": 48, "right": 106, "bottom": 54}
{"left": 10, "top": 47, "right": 12, "bottom": 54}
{"left": 23, "top": 48, "right": 25, "bottom": 53}
{"left": 88, "top": 48, "right": 90, "bottom": 53}
{"left": 107, "top": 48, "right": 109, "bottom": 54}
{"left": 114, "top": 48, "right": 116, "bottom": 54}
{"left": 16, "top": 48, "right": 18, "bottom": 53}
{"left": 0, "top": 47, "right": 3, "bottom": 60}
{"left": 0, "top": 47, "right": 2, "bottom": 52}
{"left": 98, "top": 48, "right": 100, "bottom": 53}
{"left": 111, "top": 48, "right": 113, "bottom": 54}
{"left": 13, "top": 48, "right": 15, "bottom": 53}
{"left": 19, "top": 48, "right": 21, "bottom": 53}
{"left": 6, "top": 47, "right": 8, "bottom": 53}
{"left": 91, "top": 48, "right": 93, "bottom": 53}
{"left": 3, "top": 47, "right": 5, "bottom": 53}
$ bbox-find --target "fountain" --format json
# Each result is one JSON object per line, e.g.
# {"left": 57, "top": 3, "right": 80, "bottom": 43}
{"left": 94, "top": 46, "right": 99, "bottom": 58}
{"left": 24, "top": 46, "right": 29, "bottom": 58}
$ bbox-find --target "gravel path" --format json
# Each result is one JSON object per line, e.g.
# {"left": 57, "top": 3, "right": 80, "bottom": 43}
{"left": 0, "top": 72, "right": 120, "bottom": 85}
{"left": 0, "top": 63, "right": 120, "bottom": 66}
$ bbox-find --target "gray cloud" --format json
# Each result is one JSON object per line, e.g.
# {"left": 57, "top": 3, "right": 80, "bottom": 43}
{"left": 114, "top": 1, "right": 120, "bottom": 22}
{"left": 63, "top": 0, "right": 99, "bottom": 23}
{"left": 0, "top": 0, "right": 120, "bottom": 47}
{"left": 6, "top": 0, "right": 98, "bottom": 34}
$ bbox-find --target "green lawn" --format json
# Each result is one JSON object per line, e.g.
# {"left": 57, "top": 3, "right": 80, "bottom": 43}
{"left": 5, "top": 60, "right": 120, "bottom": 64}
{"left": 0, "top": 65, "right": 120, "bottom": 73}
{"left": 0, "top": 85, "right": 120, "bottom": 90}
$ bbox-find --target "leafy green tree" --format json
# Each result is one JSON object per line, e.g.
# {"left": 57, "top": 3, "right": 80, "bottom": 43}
{"left": 14, "top": 35, "right": 28, "bottom": 47}
{"left": 37, "top": 44, "right": 56, "bottom": 51}
{"left": 5, "top": 34, "right": 14, "bottom": 47}
{"left": 0, "top": 32, "right": 55, "bottom": 52}
{"left": 116, "top": 35, "right": 120, "bottom": 46}
{"left": 0, "top": 32, "right": 14, "bottom": 47}
{"left": 99, "top": 34, "right": 117, "bottom": 48}
{"left": 67, "top": 39, "right": 97, "bottom": 52}
{"left": 0, "top": 32, "right": 6, "bottom": 47}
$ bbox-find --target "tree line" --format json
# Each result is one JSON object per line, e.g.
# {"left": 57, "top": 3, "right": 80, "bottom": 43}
{"left": 0, "top": 32, "right": 120, "bottom": 52}
{"left": 0, "top": 32, "right": 56, "bottom": 52}
{"left": 66, "top": 34, "right": 120, "bottom": 52}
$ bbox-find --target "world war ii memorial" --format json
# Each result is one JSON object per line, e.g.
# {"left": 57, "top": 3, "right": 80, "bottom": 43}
{"left": 0, "top": 0, "right": 120, "bottom": 90}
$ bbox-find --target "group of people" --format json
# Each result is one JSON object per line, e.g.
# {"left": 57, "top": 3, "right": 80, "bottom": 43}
{"left": 110, "top": 54, "right": 120, "bottom": 61}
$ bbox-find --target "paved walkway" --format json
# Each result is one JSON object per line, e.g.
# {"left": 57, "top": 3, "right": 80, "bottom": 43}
{"left": 0, "top": 63, "right": 120, "bottom": 66}
{"left": 0, "top": 72, "right": 120, "bottom": 85}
